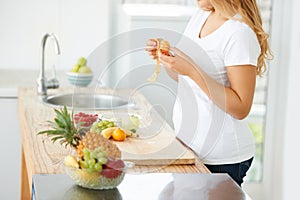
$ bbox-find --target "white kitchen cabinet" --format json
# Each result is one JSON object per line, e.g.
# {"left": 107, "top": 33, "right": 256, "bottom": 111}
{"left": 0, "top": 98, "right": 21, "bottom": 200}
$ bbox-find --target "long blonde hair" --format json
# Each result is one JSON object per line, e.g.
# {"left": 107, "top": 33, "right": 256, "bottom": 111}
{"left": 209, "top": 0, "right": 273, "bottom": 76}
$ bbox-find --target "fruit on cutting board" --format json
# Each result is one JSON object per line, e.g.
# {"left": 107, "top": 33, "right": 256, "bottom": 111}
{"left": 100, "top": 127, "right": 117, "bottom": 139}
{"left": 70, "top": 57, "right": 92, "bottom": 73}
{"left": 111, "top": 128, "right": 126, "bottom": 141}
{"left": 90, "top": 120, "right": 116, "bottom": 134}
{"left": 100, "top": 126, "right": 138, "bottom": 140}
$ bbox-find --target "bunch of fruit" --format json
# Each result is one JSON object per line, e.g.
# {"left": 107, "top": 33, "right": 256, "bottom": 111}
{"left": 90, "top": 119, "right": 138, "bottom": 141}
{"left": 79, "top": 147, "right": 108, "bottom": 173}
{"left": 90, "top": 119, "right": 116, "bottom": 134}
{"left": 70, "top": 57, "right": 92, "bottom": 73}
{"left": 74, "top": 112, "right": 98, "bottom": 128}
{"left": 37, "top": 106, "right": 126, "bottom": 188}
{"left": 64, "top": 146, "right": 125, "bottom": 178}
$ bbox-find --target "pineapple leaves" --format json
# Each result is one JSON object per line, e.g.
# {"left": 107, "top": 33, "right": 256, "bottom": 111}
{"left": 37, "top": 105, "right": 80, "bottom": 148}
{"left": 54, "top": 108, "right": 69, "bottom": 129}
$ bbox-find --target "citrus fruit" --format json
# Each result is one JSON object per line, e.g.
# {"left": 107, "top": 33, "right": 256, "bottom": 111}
{"left": 112, "top": 128, "right": 126, "bottom": 141}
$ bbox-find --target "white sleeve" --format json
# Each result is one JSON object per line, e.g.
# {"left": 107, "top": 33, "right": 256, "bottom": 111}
{"left": 223, "top": 27, "right": 261, "bottom": 67}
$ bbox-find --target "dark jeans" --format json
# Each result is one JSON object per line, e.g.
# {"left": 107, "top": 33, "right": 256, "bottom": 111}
{"left": 205, "top": 157, "right": 253, "bottom": 187}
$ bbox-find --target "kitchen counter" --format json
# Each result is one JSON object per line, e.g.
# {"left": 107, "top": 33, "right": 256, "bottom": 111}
{"left": 32, "top": 173, "right": 250, "bottom": 200}
{"left": 18, "top": 86, "right": 210, "bottom": 200}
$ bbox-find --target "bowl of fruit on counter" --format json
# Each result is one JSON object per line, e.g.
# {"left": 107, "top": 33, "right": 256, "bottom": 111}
{"left": 38, "top": 106, "right": 136, "bottom": 190}
{"left": 67, "top": 57, "right": 93, "bottom": 87}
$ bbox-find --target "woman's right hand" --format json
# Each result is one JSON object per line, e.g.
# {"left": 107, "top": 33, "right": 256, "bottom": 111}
{"left": 145, "top": 39, "right": 158, "bottom": 60}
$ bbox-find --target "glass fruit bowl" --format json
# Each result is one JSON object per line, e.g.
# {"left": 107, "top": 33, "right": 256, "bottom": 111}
{"left": 63, "top": 160, "right": 133, "bottom": 190}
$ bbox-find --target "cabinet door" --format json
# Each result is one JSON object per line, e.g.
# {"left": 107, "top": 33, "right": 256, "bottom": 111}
{"left": 0, "top": 98, "right": 21, "bottom": 199}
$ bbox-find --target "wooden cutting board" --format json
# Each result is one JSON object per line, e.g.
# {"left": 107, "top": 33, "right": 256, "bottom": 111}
{"left": 113, "top": 113, "right": 196, "bottom": 166}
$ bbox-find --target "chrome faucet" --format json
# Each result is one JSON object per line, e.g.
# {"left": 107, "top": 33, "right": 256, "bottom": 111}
{"left": 37, "top": 33, "right": 61, "bottom": 95}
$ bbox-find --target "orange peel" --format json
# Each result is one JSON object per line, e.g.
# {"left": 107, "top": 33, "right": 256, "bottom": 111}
{"left": 148, "top": 38, "right": 170, "bottom": 82}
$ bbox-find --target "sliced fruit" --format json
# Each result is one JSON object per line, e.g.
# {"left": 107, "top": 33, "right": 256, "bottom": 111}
{"left": 64, "top": 155, "right": 79, "bottom": 168}
{"left": 101, "top": 127, "right": 118, "bottom": 139}
{"left": 101, "top": 158, "right": 125, "bottom": 178}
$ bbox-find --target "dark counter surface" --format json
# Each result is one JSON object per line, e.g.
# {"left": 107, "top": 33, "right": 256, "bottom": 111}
{"left": 32, "top": 173, "right": 251, "bottom": 200}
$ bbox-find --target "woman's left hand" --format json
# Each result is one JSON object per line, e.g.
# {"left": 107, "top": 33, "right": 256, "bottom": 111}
{"left": 158, "top": 47, "right": 197, "bottom": 77}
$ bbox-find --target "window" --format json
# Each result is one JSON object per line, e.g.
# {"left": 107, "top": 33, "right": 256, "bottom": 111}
{"left": 246, "top": 0, "right": 272, "bottom": 182}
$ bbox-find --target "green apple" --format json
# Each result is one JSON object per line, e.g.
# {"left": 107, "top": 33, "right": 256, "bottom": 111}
{"left": 78, "top": 66, "right": 92, "bottom": 73}
{"left": 71, "top": 64, "right": 80, "bottom": 72}
{"left": 77, "top": 57, "right": 87, "bottom": 66}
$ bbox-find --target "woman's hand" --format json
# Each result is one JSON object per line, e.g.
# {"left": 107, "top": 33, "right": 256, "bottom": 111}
{"left": 145, "top": 39, "right": 158, "bottom": 60}
{"left": 158, "top": 47, "right": 198, "bottom": 77}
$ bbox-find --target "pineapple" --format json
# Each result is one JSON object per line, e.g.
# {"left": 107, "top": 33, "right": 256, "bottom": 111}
{"left": 82, "top": 132, "right": 121, "bottom": 159}
{"left": 38, "top": 106, "right": 121, "bottom": 159}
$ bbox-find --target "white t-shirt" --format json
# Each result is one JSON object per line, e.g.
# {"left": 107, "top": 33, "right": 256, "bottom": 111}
{"left": 173, "top": 9, "right": 260, "bottom": 164}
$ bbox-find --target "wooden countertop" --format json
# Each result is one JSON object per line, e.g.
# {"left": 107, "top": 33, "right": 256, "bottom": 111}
{"left": 18, "top": 87, "right": 209, "bottom": 200}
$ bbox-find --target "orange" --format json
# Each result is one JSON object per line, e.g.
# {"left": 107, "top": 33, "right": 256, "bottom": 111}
{"left": 112, "top": 128, "right": 126, "bottom": 141}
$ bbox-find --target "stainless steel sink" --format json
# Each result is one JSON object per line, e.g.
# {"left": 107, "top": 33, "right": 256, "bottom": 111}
{"left": 43, "top": 93, "right": 134, "bottom": 110}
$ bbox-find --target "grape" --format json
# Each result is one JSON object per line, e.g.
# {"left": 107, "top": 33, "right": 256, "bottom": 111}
{"left": 88, "top": 158, "right": 96, "bottom": 166}
{"left": 80, "top": 160, "right": 89, "bottom": 169}
{"left": 83, "top": 155, "right": 90, "bottom": 161}
{"left": 96, "top": 151, "right": 107, "bottom": 158}
{"left": 87, "top": 168, "right": 94, "bottom": 174}
{"left": 79, "top": 146, "right": 109, "bottom": 173}
{"left": 94, "top": 162, "right": 103, "bottom": 172}
{"left": 90, "top": 152, "right": 97, "bottom": 159}
{"left": 98, "top": 157, "right": 108, "bottom": 165}
{"left": 90, "top": 120, "right": 115, "bottom": 134}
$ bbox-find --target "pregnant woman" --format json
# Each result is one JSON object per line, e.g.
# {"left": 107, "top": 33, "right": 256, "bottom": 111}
{"left": 145, "top": 0, "right": 272, "bottom": 186}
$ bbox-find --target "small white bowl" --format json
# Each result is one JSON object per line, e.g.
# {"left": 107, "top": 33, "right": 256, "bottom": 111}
{"left": 66, "top": 72, "right": 93, "bottom": 87}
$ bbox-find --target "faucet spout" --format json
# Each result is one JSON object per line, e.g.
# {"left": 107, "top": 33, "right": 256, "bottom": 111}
{"left": 37, "top": 33, "right": 61, "bottom": 96}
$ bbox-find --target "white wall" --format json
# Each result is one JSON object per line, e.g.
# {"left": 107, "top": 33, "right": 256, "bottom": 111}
{"left": 264, "top": 0, "right": 300, "bottom": 199}
{"left": 0, "top": 0, "right": 111, "bottom": 70}
{"left": 281, "top": 0, "right": 300, "bottom": 199}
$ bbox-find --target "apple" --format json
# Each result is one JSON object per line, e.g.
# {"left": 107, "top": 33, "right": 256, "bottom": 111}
{"left": 70, "top": 64, "right": 80, "bottom": 72}
{"left": 78, "top": 66, "right": 92, "bottom": 73}
{"left": 77, "top": 57, "right": 87, "bottom": 66}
